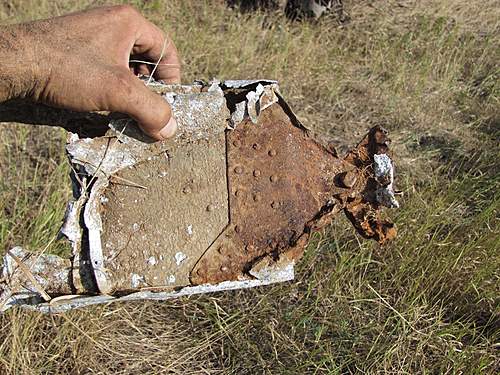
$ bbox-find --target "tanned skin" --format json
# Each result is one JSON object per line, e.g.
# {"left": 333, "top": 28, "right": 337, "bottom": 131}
{"left": 0, "top": 5, "right": 180, "bottom": 140}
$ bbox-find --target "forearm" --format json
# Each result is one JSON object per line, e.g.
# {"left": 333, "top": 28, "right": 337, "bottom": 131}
{"left": 0, "top": 24, "right": 40, "bottom": 103}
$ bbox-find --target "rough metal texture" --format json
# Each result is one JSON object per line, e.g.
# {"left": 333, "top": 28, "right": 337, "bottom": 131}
{"left": 191, "top": 103, "right": 344, "bottom": 284}
{"left": 0, "top": 79, "right": 398, "bottom": 312}
{"left": 341, "top": 126, "right": 397, "bottom": 244}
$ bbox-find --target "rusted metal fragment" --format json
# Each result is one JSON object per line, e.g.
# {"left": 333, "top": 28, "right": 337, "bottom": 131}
{"left": 191, "top": 103, "right": 346, "bottom": 284}
{"left": 340, "top": 126, "right": 398, "bottom": 244}
{"left": 0, "top": 79, "right": 399, "bottom": 312}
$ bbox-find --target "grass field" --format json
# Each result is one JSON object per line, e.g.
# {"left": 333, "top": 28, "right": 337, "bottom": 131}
{"left": 0, "top": 0, "right": 498, "bottom": 373}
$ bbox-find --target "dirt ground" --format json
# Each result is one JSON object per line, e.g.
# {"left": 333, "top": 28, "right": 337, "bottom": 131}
{"left": 0, "top": 0, "right": 498, "bottom": 373}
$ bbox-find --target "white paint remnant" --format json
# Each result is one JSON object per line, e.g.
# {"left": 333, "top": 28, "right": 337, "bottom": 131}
{"left": 100, "top": 196, "right": 109, "bottom": 204}
{"left": 146, "top": 256, "right": 157, "bottom": 266}
{"left": 168, "top": 275, "right": 176, "bottom": 284}
{"left": 132, "top": 223, "right": 139, "bottom": 231}
{"left": 174, "top": 252, "right": 187, "bottom": 266}
{"left": 186, "top": 225, "right": 193, "bottom": 236}
{"left": 373, "top": 154, "right": 399, "bottom": 208}
{"left": 131, "top": 273, "right": 145, "bottom": 288}
{"left": 373, "top": 153, "right": 392, "bottom": 178}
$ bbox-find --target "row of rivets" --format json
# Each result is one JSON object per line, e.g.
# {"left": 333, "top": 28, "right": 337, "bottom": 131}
{"left": 233, "top": 140, "right": 276, "bottom": 156}
{"left": 234, "top": 168, "right": 278, "bottom": 181}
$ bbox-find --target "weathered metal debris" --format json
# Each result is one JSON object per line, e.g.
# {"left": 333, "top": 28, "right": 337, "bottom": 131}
{"left": 0, "top": 79, "right": 398, "bottom": 312}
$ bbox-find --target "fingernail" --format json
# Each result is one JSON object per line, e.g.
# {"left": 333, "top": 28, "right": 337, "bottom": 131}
{"left": 159, "top": 116, "right": 177, "bottom": 139}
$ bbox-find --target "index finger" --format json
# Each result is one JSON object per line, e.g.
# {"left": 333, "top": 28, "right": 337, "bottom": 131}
{"left": 132, "top": 18, "right": 181, "bottom": 84}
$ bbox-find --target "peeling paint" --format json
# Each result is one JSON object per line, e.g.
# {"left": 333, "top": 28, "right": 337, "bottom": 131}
{"left": 131, "top": 273, "right": 145, "bottom": 288}
{"left": 146, "top": 256, "right": 157, "bottom": 266}
{"left": 174, "top": 252, "right": 187, "bottom": 266}
{"left": 374, "top": 154, "right": 399, "bottom": 209}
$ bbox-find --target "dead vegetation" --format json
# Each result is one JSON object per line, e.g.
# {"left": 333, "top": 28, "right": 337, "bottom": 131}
{"left": 0, "top": 0, "right": 498, "bottom": 373}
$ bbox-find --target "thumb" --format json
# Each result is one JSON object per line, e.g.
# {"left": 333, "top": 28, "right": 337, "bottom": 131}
{"left": 107, "top": 69, "right": 177, "bottom": 140}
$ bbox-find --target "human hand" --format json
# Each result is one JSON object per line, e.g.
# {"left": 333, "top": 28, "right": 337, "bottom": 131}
{"left": 0, "top": 5, "right": 180, "bottom": 140}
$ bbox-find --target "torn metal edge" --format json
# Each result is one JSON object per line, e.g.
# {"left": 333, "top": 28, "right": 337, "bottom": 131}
{"left": 3, "top": 261, "right": 294, "bottom": 313}
{"left": 1, "top": 79, "right": 297, "bottom": 313}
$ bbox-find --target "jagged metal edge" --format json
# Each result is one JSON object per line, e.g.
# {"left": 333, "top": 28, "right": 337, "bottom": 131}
{"left": 0, "top": 79, "right": 292, "bottom": 313}
{"left": 5, "top": 263, "right": 294, "bottom": 313}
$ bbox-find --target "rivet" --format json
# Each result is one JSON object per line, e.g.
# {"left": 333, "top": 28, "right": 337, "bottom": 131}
{"left": 270, "top": 175, "right": 278, "bottom": 182}
{"left": 271, "top": 201, "right": 278, "bottom": 208}
{"left": 268, "top": 149, "right": 277, "bottom": 157}
{"left": 245, "top": 244, "right": 255, "bottom": 253}
{"left": 233, "top": 140, "right": 241, "bottom": 147}
{"left": 235, "top": 190, "right": 243, "bottom": 197}
{"left": 253, "top": 193, "right": 262, "bottom": 202}
{"left": 253, "top": 169, "right": 261, "bottom": 177}
{"left": 206, "top": 204, "right": 215, "bottom": 212}
{"left": 220, "top": 265, "right": 229, "bottom": 272}
{"left": 253, "top": 143, "right": 261, "bottom": 150}
{"left": 182, "top": 186, "right": 191, "bottom": 194}
{"left": 234, "top": 225, "right": 241, "bottom": 233}
{"left": 217, "top": 246, "right": 224, "bottom": 254}
{"left": 234, "top": 166, "right": 243, "bottom": 174}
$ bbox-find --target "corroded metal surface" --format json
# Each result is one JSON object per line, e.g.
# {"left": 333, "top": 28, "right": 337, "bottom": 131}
{"left": 0, "top": 80, "right": 399, "bottom": 312}
{"left": 341, "top": 126, "right": 397, "bottom": 244}
{"left": 191, "top": 103, "right": 345, "bottom": 284}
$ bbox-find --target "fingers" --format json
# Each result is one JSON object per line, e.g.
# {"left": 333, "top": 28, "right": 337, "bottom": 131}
{"left": 132, "top": 20, "right": 181, "bottom": 84}
{"left": 107, "top": 69, "right": 177, "bottom": 140}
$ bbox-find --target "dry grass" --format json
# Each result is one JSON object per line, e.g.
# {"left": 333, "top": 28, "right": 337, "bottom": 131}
{"left": 0, "top": 0, "right": 498, "bottom": 373}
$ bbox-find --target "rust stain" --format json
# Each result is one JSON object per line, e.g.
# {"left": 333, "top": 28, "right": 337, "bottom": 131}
{"left": 190, "top": 104, "right": 397, "bottom": 285}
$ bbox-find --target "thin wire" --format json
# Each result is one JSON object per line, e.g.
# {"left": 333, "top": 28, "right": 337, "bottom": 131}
{"left": 129, "top": 59, "right": 180, "bottom": 67}
{"left": 146, "top": 37, "right": 170, "bottom": 86}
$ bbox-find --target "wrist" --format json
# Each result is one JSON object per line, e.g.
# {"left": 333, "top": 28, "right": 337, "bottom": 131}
{"left": 0, "top": 24, "right": 43, "bottom": 102}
